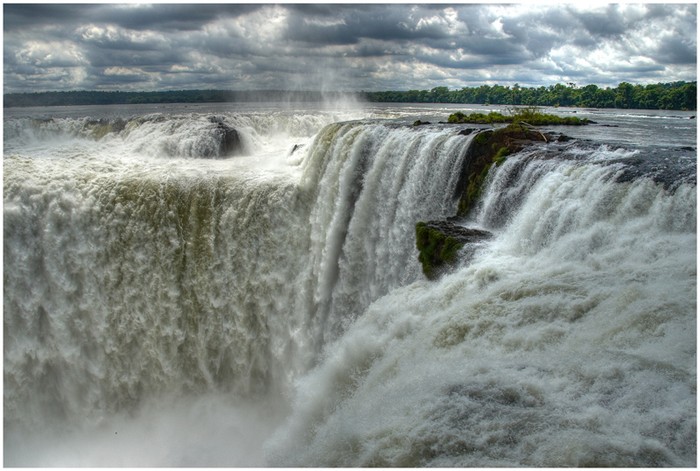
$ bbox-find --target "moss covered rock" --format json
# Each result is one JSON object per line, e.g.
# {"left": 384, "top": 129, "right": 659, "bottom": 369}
{"left": 416, "top": 221, "right": 491, "bottom": 279}
{"left": 415, "top": 120, "right": 566, "bottom": 279}
{"left": 454, "top": 124, "right": 551, "bottom": 217}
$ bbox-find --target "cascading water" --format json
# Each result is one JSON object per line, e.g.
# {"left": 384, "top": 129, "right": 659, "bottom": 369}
{"left": 3, "top": 107, "right": 477, "bottom": 465}
{"left": 4, "top": 109, "right": 344, "bottom": 465}
{"left": 266, "top": 145, "right": 696, "bottom": 467}
{"left": 3, "top": 103, "right": 696, "bottom": 466}
{"left": 297, "top": 122, "right": 472, "bottom": 349}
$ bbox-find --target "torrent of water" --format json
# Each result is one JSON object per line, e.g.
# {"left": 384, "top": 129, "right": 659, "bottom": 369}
{"left": 266, "top": 150, "right": 696, "bottom": 467}
{"left": 3, "top": 107, "right": 696, "bottom": 466}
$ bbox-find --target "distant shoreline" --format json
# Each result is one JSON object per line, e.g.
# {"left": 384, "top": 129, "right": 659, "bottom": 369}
{"left": 3, "top": 81, "right": 696, "bottom": 110}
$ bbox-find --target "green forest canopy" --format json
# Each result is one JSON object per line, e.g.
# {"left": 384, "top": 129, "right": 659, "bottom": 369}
{"left": 364, "top": 81, "right": 697, "bottom": 110}
{"left": 3, "top": 81, "right": 697, "bottom": 110}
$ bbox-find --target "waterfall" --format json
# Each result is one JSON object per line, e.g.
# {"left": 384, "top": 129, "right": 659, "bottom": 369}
{"left": 265, "top": 146, "right": 696, "bottom": 467}
{"left": 3, "top": 118, "right": 474, "bottom": 434}
{"left": 4, "top": 108, "right": 695, "bottom": 466}
{"left": 297, "top": 122, "right": 472, "bottom": 349}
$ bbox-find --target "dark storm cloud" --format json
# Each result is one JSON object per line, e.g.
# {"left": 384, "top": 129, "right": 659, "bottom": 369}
{"left": 4, "top": 4, "right": 260, "bottom": 32}
{"left": 283, "top": 4, "right": 446, "bottom": 46}
{"left": 3, "top": 4, "right": 88, "bottom": 30}
{"left": 98, "top": 4, "right": 258, "bottom": 31}
{"left": 575, "top": 5, "right": 629, "bottom": 38}
{"left": 657, "top": 36, "right": 697, "bottom": 64}
{"left": 3, "top": 3, "right": 696, "bottom": 93}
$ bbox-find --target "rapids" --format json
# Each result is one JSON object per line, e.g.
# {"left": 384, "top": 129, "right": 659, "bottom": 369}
{"left": 3, "top": 103, "right": 696, "bottom": 466}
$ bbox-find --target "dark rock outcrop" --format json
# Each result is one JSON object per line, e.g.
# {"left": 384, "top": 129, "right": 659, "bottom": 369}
{"left": 415, "top": 122, "right": 567, "bottom": 280}
{"left": 209, "top": 116, "right": 242, "bottom": 157}
{"left": 85, "top": 118, "right": 127, "bottom": 139}
{"left": 422, "top": 220, "right": 492, "bottom": 243}
{"left": 458, "top": 128, "right": 478, "bottom": 136}
{"left": 416, "top": 220, "right": 492, "bottom": 280}
{"left": 454, "top": 124, "right": 553, "bottom": 218}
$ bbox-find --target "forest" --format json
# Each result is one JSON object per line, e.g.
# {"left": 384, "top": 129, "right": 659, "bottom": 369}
{"left": 2, "top": 90, "right": 344, "bottom": 107}
{"left": 363, "top": 81, "right": 697, "bottom": 110}
{"left": 3, "top": 81, "right": 696, "bottom": 110}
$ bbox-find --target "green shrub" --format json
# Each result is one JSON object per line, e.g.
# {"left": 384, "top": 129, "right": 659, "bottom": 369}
{"left": 448, "top": 107, "right": 589, "bottom": 126}
{"left": 448, "top": 112, "right": 468, "bottom": 123}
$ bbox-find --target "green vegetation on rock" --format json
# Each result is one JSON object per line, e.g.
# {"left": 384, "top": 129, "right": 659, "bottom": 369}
{"left": 448, "top": 111, "right": 510, "bottom": 124}
{"left": 460, "top": 157, "right": 493, "bottom": 217}
{"left": 448, "top": 106, "right": 590, "bottom": 126}
{"left": 416, "top": 222, "right": 465, "bottom": 280}
{"left": 455, "top": 123, "right": 552, "bottom": 218}
{"left": 493, "top": 146, "right": 510, "bottom": 165}
{"left": 415, "top": 221, "right": 492, "bottom": 279}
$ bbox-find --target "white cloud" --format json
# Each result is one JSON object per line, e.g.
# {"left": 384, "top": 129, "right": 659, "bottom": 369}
{"left": 488, "top": 18, "right": 511, "bottom": 40}
{"left": 103, "top": 66, "right": 145, "bottom": 76}
{"left": 77, "top": 23, "right": 168, "bottom": 50}
{"left": 169, "top": 64, "right": 191, "bottom": 73}
{"left": 15, "top": 40, "right": 87, "bottom": 68}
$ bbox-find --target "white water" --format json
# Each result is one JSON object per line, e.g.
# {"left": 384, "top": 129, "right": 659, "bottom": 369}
{"left": 267, "top": 154, "right": 696, "bottom": 467}
{"left": 3, "top": 105, "right": 696, "bottom": 466}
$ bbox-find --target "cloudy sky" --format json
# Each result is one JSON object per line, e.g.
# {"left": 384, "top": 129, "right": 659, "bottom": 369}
{"left": 3, "top": 3, "right": 697, "bottom": 93}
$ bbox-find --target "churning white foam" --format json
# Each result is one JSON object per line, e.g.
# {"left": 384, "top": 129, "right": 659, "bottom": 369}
{"left": 265, "top": 156, "right": 696, "bottom": 467}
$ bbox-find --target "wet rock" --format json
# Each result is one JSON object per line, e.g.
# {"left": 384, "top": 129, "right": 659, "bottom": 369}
{"left": 455, "top": 126, "right": 550, "bottom": 218}
{"left": 422, "top": 220, "right": 492, "bottom": 244}
{"left": 458, "top": 128, "right": 478, "bottom": 136}
{"left": 85, "top": 118, "right": 127, "bottom": 138}
{"left": 416, "top": 220, "right": 492, "bottom": 280}
{"left": 218, "top": 124, "right": 241, "bottom": 156}
{"left": 209, "top": 116, "right": 242, "bottom": 157}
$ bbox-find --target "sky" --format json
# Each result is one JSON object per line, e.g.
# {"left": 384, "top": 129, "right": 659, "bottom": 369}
{"left": 3, "top": 2, "right": 697, "bottom": 93}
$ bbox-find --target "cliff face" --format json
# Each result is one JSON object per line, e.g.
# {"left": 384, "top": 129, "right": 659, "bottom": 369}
{"left": 454, "top": 124, "right": 553, "bottom": 218}
{"left": 416, "top": 124, "right": 562, "bottom": 280}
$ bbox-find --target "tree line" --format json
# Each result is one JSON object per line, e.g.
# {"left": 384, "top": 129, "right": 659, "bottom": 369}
{"left": 362, "top": 81, "right": 697, "bottom": 111}
{"left": 4, "top": 81, "right": 696, "bottom": 110}
{"left": 2, "top": 89, "right": 351, "bottom": 108}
